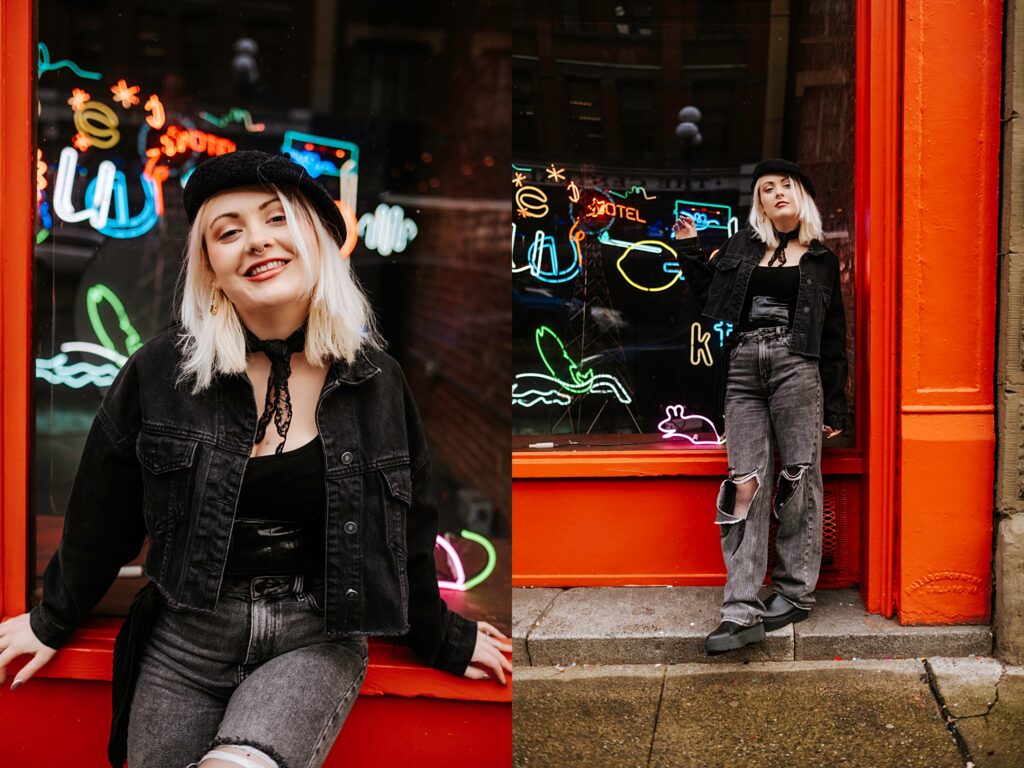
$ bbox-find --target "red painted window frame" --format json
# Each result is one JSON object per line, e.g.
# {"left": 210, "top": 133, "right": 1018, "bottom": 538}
{"left": 0, "top": 2, "right": 509, "bottom": 702}
{"left": 510, "top": 0, "right": 902, "bottom": 615}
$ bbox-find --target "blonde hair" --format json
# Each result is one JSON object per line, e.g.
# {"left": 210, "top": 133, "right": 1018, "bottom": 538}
{"left": 747, "top": 174, "right": 824, "bottom": 249}
{"left": 176, "top": 183, "right": 382, "bottom": 393}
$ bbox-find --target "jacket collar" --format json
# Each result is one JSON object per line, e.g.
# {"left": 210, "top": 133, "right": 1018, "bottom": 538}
{"left": 329, "top": 348, "right": 382, "bottom": 386}
{"left": 744, "top": 225, "right": 828, "bottom": 257}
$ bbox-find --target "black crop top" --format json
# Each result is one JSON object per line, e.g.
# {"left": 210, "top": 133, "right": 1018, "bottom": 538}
{"left": 223, "top": 435, "right": 326, "bottom": 576}
{"left": 736, "top": 265, "right": 800, "bottom": 332}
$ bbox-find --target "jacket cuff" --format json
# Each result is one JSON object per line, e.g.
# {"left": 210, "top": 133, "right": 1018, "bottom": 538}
{"left": 29, "top": 605, "right": 71, "bottom": 650}
{"left": 824, "top": 407, "right": 848, "bottom": 432}
{"left": 676, "top": 236, "right": 703, "bottom": 258}
{"left": 431, "top": 612, "right": 478, "bottom": 675}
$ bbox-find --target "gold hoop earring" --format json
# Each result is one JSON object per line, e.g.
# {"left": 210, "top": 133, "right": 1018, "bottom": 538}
{"left": 209, "top": 286, "right": 220, "bottom": 316}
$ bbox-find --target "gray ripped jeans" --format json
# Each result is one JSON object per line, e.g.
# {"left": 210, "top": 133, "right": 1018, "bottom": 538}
{"left": 127, "top": 574, "right": 368, "bottom": 768}
{"left": 717, "top": 326, "right": 824, "bottom": 626}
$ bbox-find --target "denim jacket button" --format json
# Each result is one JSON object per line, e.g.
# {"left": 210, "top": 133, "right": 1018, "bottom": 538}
{"left": 345, "top": 588, "right": 358, "bottom": 600}
{"left": 803, "top": 306, "right": 810, "bottom": 313}
{"left": 341, "top": 451, "right": 354, "bottom": 465}
{"left": 344, "top": 521, "right": 358, "bottom": 534}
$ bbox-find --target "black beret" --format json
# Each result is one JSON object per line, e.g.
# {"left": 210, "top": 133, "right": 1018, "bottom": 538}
{"left": 182, "top": 150, "right": 347, "bottom": 247}
{"left": 750, "top": 158, "right": 816, "bottom": 199}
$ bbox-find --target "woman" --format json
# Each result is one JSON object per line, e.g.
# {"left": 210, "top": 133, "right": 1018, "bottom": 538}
{"left": 672, "top": 158, "right": 849, "bottom": 656}
{"left": 0, "top": 150, "right": 512, "bottom": 768}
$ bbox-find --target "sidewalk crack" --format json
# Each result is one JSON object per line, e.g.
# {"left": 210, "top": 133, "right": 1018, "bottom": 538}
{"left": 922, "top": 659, "right": 976, "bottom": 767}
{"left": 645, "top": 666, "right": 668, "bottom": 768}
{"left": 951, "top": 663, "right": 1005, "bottom": 721}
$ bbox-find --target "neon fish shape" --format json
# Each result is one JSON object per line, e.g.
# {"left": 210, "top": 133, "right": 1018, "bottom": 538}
{"left": 512, "top": 326, "right": 632, "bottom": 407}
{"left": 602, "top": 235, "right": 683, "bottom": 293}
{"left": 53, "top": 147, "right": 116, "bottom": 230}
{"left": 657, "top": 404, "right": 725, "bottom": 445}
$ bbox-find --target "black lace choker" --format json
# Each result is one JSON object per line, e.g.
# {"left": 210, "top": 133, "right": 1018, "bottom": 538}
{"left": 243, "top": 321, "right": 308, "bottom": 454}
{"left": 768, "top": 226, "right": 801, "bottom": 267}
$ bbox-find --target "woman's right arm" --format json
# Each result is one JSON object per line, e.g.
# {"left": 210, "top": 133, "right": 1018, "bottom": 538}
{"left": 0, "top": 358, "right": 147, "bottom": 687}
{"left": 671, "top": 214, "right": 717, "bottom": 311}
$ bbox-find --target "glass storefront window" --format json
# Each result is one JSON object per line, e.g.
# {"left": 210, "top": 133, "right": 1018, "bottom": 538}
{"left": 512, "top": 0, "right": 856, "bottom": 450}
{"left": 33, "top": 1, "right": 510, "bottom": 623}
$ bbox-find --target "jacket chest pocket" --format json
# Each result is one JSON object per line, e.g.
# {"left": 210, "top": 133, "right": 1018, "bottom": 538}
{"left": 707, "top": 257, "right": 742, "bottom": 311}
{"left": 136, "top": 431, "right": 199, "bottom": 533}
{"left": 378, "top": 464, "right": 412, "bottom": 555}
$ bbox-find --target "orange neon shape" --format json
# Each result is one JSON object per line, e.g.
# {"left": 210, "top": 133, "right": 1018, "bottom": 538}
{"left": 36, "top": 149, "right": 47, "bottom": 204}
{"left": 67, "top": 88, "right": 90, "bottom": 111}
{"left": 333, "top": 200, "right": 359, "bottom": 260}
{"left": 144, "top": 94, "right": 166, "bottom": 129}
{"left": 305, "top": 142, "right": 314, "bottom": 151}
{"left": 110, "top": 79, "right": 141, "bottom": 109}
{"left": 71, "top": 132, "right": 93, "bottom": 151}
{"left": 159, "top": 125, "right": 236, "bottom": 158}
{"left": 585, "top": 199, "right": 646, "bottom": 223}
{"left": 569, "top": 219, "right": 585, "bottom": 266}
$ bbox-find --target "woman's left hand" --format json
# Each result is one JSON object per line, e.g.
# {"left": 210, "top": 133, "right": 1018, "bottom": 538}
{"left": 823, "top": 426, "right": 843, "bottom": 439}
{"left": 463, "top": 621, "right": 513, "bottom": 685}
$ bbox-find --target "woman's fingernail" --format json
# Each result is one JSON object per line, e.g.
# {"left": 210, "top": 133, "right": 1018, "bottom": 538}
{"left": 10, "top": 680, "right": 22, "bottom": 691}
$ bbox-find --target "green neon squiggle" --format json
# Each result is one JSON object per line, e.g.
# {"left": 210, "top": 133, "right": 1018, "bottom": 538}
{"left": 535, "top": 326, "right": 595, "bottom": 393}
{"left": 459, "top": 530, "right": 496, "bottom": 591}
{"left": 86, "top": 284, "right": 142, "bottom": 356}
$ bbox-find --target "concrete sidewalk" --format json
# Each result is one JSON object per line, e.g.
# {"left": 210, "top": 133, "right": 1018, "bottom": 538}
{"left": 513, "top": 658, "right": 1024, "bottom": 768}
{"left": 513, "top": 587, "right": 992, "bottom": 665}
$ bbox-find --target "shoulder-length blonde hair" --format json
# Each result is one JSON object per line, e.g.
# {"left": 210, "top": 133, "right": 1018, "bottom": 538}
{"left": 747, "top": 174, "right": 824, "bottom": 249}
{"left": 176, "top": 183, "right": 382, "bottom": 394}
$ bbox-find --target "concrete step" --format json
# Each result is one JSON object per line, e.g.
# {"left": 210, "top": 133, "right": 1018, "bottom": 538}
{"left": 513, "top": 586, "right": 992, "bottom": 666}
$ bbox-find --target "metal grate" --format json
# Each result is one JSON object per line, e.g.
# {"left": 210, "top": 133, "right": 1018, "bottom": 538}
{"left": 766, "top": 479, "right": 859, "bottom": 588}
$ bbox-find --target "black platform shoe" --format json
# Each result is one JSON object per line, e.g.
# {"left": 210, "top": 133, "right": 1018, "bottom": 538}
{"left": 762, "top": 592, "right": 810, "bottom": 632}
{"left": 704, "top": 620, "right": 766, "bottom": 656}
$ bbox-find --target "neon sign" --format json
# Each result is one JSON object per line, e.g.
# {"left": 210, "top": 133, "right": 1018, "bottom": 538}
{"left": 521, "top": 228, "right": 580, "bottom": 284}
{"left": 200, "top": 108, "right": 265, "bottom": 132}
{"left": 608, "top": 185, "right": 656, "bottom": 201}
{"left": 53, "top": 147, "right": 116, "bottom": 229}
{"left": 281, "top": 131, "right": 360, "bottom": 213}
{"left": 436, "top": 530, "right": 497, "bottom": 592}
{"left": 38, "top": 43, "right": 101, "bottom": 80}
{"left": 515, "top": 186, "right": 549, "bottom": 219}
{"left": 158, "top": 125, "right": 236, "bottom": 158}
{"left": 690, "top": 322, "right": 713, "bottom": 366}
{"left": 110, "top": 79, "right": 141, "bottom": 109}
{"left": 67, "top": 88, "right": 91, "bottom": 112}
{"left": 86, "top": 284, "right": 143, "bottom": 356}
{"left": 566, "top": 180, "right": 581, "bottom": 202}
{"left": 512, "top": 326, "right": 632, "bottom": 407}
{"left": 713, "top": 321, "right": 734, "bottom": 347}
{"left": 657, "top": 405, "right": 724, "bottom": 445}
{"left": 586, "top": 198, "right": 646, "bottom": 223}
{"left": 73, "top": 101, "right": 120, "bottom": 150}
{"left": 36, "top": 354, "right": 120, "bottom": 389}
{"left": 86, "top": 171, "right": 160, "bottom": 239}
{"left": 512, "top": 172, "right": 526, "bottom": 188}
{"left": 357, "top": 204, "right": 418, "bottom": 256}
{"left": 673, "top": 199, "right": 739, "bottom": 236}
{"left": 144, "top": 95, "right": 166, "bottom": 130}
{"left": 545, "top": 164, "right": 566, "bottom": 182}
{"left": 614, "top": 239, "right": 681, "bottom": 293}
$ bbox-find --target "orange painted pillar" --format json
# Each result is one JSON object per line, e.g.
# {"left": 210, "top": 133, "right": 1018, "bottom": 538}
{"left": 897, "top": 0, "right": 1001, "bottom": 623}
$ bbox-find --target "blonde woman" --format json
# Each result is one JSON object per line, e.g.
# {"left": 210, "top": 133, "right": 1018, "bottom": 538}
{"left": 672, "top": 158, "right": 849, "bottom": 656}
{"left": 0, "top": 151, "right": 511, "bottom": 768}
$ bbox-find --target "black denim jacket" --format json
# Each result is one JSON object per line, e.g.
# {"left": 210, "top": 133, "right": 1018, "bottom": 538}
{"left": 29, "top": 326, "right": 477, "bottom": 675}
{"left": 677, "top": 228, "right": 850, "bottom": 430}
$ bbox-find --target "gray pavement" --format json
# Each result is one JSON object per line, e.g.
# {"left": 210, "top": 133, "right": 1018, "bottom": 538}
{"left": 514, "top": 586, "right": 992, "bottom": 665}
{"left": 514, "top": 658, "right": 1024, "bottom": 768}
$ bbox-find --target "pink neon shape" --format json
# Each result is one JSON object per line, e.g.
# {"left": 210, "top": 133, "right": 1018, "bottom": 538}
{"left": 435, "top": 534, "right": 468, "bottom": 590}
{"left": 657, "top": 404, "right": 725, "bottom": 445}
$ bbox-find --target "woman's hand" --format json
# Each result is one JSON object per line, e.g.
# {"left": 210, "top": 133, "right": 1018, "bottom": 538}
{"left": 0, "top": 613, "right": 57, "bottom": 690}
{"left": 463, "top": 621, "right": 513, "bottom": 685}
{"left": 672, "top": 214, "right": 698, "bottom": 241}
{"left": 823, "top": 426, "right": 843, "bottom": 439}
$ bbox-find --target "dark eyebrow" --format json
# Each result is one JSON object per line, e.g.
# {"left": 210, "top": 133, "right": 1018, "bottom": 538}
{"left": 208, "top": 198, "right": 281, "bottom": 229}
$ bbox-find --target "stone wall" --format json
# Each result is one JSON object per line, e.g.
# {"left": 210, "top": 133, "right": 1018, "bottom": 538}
{"left": 995, "top": 0, "right": 1024, "bottom": 664}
